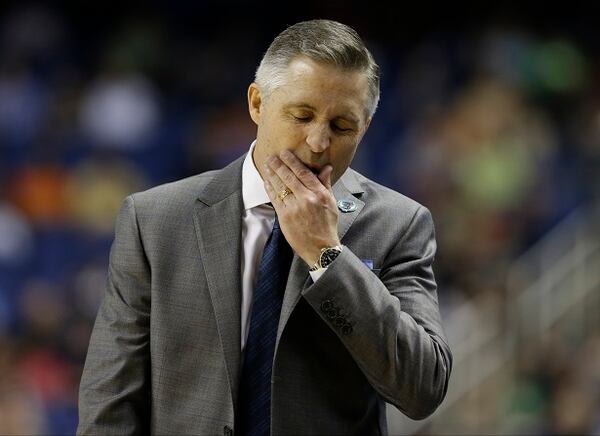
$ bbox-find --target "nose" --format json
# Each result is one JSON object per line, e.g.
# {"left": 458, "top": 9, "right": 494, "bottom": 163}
{"left": 305, "top": 123, "right": 331, "bottom": 153}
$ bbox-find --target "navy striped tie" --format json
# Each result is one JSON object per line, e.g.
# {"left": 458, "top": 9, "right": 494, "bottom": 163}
{"left": 236, "top": 216, "right": 294, "bottom": 435}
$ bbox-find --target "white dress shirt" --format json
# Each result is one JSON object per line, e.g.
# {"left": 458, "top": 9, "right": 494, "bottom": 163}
{"left": 240, "top": 141, "right": 325, "bottom": 350}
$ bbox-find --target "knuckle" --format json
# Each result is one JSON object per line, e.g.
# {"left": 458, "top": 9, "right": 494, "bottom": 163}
{"left": 306, "top": 193, "right": 319, "bottom": 205}
{"left": 298, "top": 168, "right": 312, "bottom": 179}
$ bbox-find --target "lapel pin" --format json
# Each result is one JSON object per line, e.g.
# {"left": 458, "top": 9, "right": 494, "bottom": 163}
{"left": 337, "top": 199, "right": 357, "bottom": 213}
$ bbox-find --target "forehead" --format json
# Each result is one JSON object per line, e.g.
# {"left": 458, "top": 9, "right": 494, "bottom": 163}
{"left": 274, "top": 57, "right": 370, "bottom": 120}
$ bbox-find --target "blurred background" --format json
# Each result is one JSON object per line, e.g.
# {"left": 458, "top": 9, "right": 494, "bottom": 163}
{"left": 0, "top": 1, "right": 599, "bottom": 434}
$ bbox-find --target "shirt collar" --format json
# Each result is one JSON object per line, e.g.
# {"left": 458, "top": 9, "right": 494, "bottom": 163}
{"left": 242, "top": 140, "right": 271, "bottom": 211}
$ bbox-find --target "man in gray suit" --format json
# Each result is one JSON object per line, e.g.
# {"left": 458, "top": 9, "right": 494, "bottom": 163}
{"left": 78, "top": 19, "right": 452, "bottom": 435}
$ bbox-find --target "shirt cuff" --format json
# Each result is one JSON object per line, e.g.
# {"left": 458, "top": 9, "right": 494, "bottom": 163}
{"left": 309, "top": 268, "right": 327, "bottom": 282}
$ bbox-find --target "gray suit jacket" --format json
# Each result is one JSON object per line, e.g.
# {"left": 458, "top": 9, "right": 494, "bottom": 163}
{"left": 78, "top": 154, "right": 452, "bottom": 435}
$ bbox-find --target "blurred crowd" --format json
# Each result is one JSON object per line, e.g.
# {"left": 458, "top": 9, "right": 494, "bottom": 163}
{"left": 0, "top": 3, "right": 598, "bottom": 434}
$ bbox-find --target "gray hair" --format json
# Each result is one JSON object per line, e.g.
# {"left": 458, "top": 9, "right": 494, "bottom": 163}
{"left": 255, "top": 19, "right": 380, "bottom": 117}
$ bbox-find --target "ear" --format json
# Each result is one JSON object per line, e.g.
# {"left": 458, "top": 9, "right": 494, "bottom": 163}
{"left": 247, "top": 83, "right": 262, "bottom": 125}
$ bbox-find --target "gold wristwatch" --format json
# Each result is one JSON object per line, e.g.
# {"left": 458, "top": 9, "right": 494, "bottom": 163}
{"left": 309, "top": 246, "right": 343, "bottom": 271}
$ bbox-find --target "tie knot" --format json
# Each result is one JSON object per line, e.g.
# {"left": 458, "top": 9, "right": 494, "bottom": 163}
{"left": 273, "top": 216, "right": 280, "bottom": 230}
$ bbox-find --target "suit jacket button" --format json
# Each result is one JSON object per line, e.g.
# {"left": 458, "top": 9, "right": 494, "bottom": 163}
{"left": 326, "top": 308, "right": 338, "bottom": 319}
{"left": 341, "top": 323, "right": 353, "bottom": 335}
{"left": 320, "top": 300, "right": 333, "bottom": 312}
{"left": 224, "top": 425, "right": 233, "bottom": 436}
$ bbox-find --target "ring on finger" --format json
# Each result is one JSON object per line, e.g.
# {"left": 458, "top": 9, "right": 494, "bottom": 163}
{"left": 278, "top": 188, "right": 292, "bottom": 201}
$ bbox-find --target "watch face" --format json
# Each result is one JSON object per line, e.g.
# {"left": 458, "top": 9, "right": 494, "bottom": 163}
{"left": 321, "top": 248, "right": 341, "bottom": 268}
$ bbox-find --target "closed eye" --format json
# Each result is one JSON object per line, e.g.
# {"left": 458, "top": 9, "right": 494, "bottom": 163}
{"left": 290, "top": 113, "right": 354, "bottom": 133}
{"left": 332, "top": 123, "right": 353, "bottom": 133}
{"left": 293, "top": 115, "right": 311, "bottom": 122}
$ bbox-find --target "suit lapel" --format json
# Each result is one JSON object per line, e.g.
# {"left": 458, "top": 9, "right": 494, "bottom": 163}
{"left": 276, "top": 169, "right": 365, "bottom": 352}
{"left": 192, "top": 157, "right": 366, "bottom": 402}
{"left": 193, "top": 155, "right": 245, "bottom": 408}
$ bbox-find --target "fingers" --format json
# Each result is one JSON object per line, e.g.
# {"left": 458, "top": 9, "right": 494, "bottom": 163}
{"left": 318, "top": 165, "right": 333, "bottom": 191}
{"left": 263, "top": 162, "right": 288, "bottom": 195}
{"left": 263, "top": 151, "right": 333, "bottom": 209}
{"left": 279, "top": 150, "right": 327, "bottom": 193}
{"left": 265, "top": 155, "right": 311, "bottom": 196}
{"left": 263, "top": 161, "right": 297, "bottom": 210}
{"left": 263, "top": 179, "right": 282, "bottom": 206}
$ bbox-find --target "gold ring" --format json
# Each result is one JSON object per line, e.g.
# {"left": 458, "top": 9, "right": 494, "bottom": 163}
{"left": 278, "top": 188, "right": 292, "bottom": 201}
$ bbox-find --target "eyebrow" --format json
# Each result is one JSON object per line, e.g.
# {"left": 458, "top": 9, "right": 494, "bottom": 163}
{"left": 283, "top": 103, "right": 360, "bottom": 125}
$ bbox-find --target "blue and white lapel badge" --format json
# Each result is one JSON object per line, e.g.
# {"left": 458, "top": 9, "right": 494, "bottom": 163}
{"left": 337, "top": 199, "right": 357, "bottom": 213}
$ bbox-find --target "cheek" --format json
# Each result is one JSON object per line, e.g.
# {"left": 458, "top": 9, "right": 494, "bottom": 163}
{"left": 261, "top": 127, "right": 302, "bottom": 158}
{"left": 333, "top": 141, "right": 358, "bottom": 165}
{"left": 271, "top": 124, "right": 305, "bottom": 148}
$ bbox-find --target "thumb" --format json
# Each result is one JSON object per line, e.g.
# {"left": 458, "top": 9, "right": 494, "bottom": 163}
{"left": 318, "top": 165, "right": 334, "bottom": 190}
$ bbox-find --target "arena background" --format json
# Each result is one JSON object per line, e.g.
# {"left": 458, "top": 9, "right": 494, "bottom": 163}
{"left": 0, "top": 1, "right": 599, "bottom": 434}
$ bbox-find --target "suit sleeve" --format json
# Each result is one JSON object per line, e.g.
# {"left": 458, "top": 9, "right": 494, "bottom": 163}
{"left": 78, "top": 195, "right": 151, "bottom": 435}
{"left": 302, "top": 205, "right": 452, "bottom": 420}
